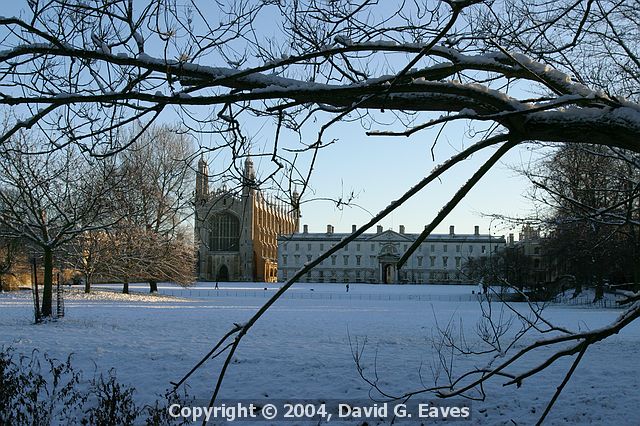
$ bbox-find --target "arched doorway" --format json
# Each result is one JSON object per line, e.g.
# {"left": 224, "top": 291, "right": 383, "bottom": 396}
{"left": 378, "top": 243, "right": 400, "bottom": 284}
{"left": 217, "top": 264, "right": 230, "bottom": 281}
{"left": 383, "top": 264, "right": 396, "bottom": 284}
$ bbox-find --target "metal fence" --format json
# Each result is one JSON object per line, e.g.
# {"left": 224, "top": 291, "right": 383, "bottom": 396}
{"left": 552, "top": 292, "right": 625, "bottom": 309}
{"left": 151, "top": 287, "right": 627, "bottom": 308}
{"left": 155, "top": 288, "right": 503, "bottom": 303}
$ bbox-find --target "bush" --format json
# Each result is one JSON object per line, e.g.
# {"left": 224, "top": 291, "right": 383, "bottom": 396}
{"left": 0, "top": 347, "right": 83, "bottom": 425}
{"left": 0, "top": 347, "right": 191, "bottom": 425}
{"left": 82, "top": 370, "right": 140, "bottom": 425}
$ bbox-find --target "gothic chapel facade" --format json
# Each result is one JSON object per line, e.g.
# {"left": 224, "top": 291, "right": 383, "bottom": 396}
{"left": 194, "top": 156, "right": 300, "bottom": 282}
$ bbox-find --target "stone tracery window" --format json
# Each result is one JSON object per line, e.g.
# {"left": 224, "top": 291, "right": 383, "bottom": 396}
{"left": 208, "top": 213, "right": 240, "bottom": 251}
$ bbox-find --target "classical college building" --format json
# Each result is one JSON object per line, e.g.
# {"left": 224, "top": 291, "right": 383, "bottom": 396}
{"left": 277, "top": 224, "right": 506, "bottom": 284}
{"left": 195, "top": 157, "right": 506, "bottom": 284}
{"left": 194, "top": 156, "right": 300, "bottom": 282}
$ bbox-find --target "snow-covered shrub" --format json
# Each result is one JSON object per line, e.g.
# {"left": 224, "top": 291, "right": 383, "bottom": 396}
{"left": 0, "top": 347, "right": 84, "bottom": 425}
{"left": 0, "top": 347, "right": 191, "bottom": 425}
{"left": 81, "top": 369, "right": 139, "bottom": 425}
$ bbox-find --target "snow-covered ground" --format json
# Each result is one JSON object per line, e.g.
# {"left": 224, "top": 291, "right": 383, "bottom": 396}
{"left": 1, "top": 282, "right": 638, "bottom": 425}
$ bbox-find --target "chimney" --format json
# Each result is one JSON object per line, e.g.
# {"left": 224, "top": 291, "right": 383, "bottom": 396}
{"left": 377, "top": 225, "right": 383, "bottom": 234}
{"left": 303, "top": 224, "right": 308, "bottom": 233}
{"left": 327, "top": 224, "right": 333, "bottom": 234}
{"left": 352, "top": 224, "right": 357, "bottom": 233}
{"left": 508, "top": 233, "right": 514, "bottom": 245}
{"left": 474, "top": 225, "right": 479, "bottom": 236}
{"left": 399, "top": 225, "right": 405, "bottom": 234}
{"left": 449, "top": 225, "right": 455, "bottom": 236}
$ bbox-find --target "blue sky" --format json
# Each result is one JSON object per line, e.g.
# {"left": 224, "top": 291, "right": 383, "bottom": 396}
{"left": 2, "top": 1, "right": 540, "bottom": 239}
{"left": 240, "top": 110, "right": 538, "bottom": 238}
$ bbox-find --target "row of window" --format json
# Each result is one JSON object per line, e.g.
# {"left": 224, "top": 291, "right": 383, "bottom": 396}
{"left": 282, "top": 242, "right": 499, "bottom": 254}
{"left": 280, "top": 269, "right": 465, "bottom": 282}
{"left": 281, "top": 254, "right": 465, "bottom": 268}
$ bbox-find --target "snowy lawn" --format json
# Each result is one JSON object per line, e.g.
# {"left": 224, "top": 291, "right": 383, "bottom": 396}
{"left": 1, "top": 282, "right": 638, "bottom": 425}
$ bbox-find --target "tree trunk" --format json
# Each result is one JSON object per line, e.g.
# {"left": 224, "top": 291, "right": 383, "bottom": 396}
{"left": 41, "top": 248, "right": 53, "bottom": 317}
{"left": 572, "top": 268, "right": 583, "bottom": 298}
{"left": 149, "top": 280, "right": 158, "bottom": 293}
{"left": 593, "top": 268, "right": 604, "bottom": 302}
{"left": 572, "top": 281, "right": 582, "bottom": 298}
{"left": 633, "top": 241, "right": 640, "bottom": 293}
{"left": 84, "top": 275, "right": 91, "bottom": 294}
{"left": 594, "top": 282, "right": 604, "bottom": 302}
{"left": 122, "top": 278, "right": 129, "bottom": 294}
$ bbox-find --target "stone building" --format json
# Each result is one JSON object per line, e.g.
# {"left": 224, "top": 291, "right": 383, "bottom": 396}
{"left": 195, "top": 156, "right": 300, "bottom": 282}
{"left": 277, "top": 224, "right": 505, "bottom": 284}
{"left": 503, "top": 225, "right": 550, "bottom": 286}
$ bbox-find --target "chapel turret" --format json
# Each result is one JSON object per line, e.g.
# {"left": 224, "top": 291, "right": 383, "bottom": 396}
{"left": 195, "top": 155, "right": 209, "bottom": 201}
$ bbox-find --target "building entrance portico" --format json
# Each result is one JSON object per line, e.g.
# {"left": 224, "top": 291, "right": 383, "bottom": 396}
{"left": 381, "top": 263, "right": 397, "bottom": 284}
{"left": 378, "top": 243, "right": 400, "bottom": 284}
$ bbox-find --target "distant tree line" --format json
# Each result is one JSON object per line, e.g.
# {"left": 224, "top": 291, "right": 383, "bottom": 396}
{"left": 533, "top": 144, "right": 640, "bottom": 297}
{"left": 464, "top": 143, "right": 640, "bottom": 300}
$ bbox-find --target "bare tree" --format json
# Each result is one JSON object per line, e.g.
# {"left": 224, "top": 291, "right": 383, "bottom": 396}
{"left": 524, "top": 143, "right": 640, "bottom": 298}
{"left": 59, "top": 124, "right": 196, "bottom": 293}
{"left": 94, "top": 226, "right": 195, "bottom": 294}
{"left": 0, "top": 136, "right": 121, "bottom": 316}
{"left": 0, "top": 0, "right": 639, "bottom": 421}
{"left": 117, "top": 123, "right": 196, "bottom": 292}
{"left": 61, "top": 229, "right": 115, "bottom": 293}
{"left": 120, "top": 124, "right": 195, "bottom": 235}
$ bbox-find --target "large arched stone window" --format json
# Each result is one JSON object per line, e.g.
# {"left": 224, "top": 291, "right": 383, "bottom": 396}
{"left": 208, "top": 213, "right": 240, "bottom": 252}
